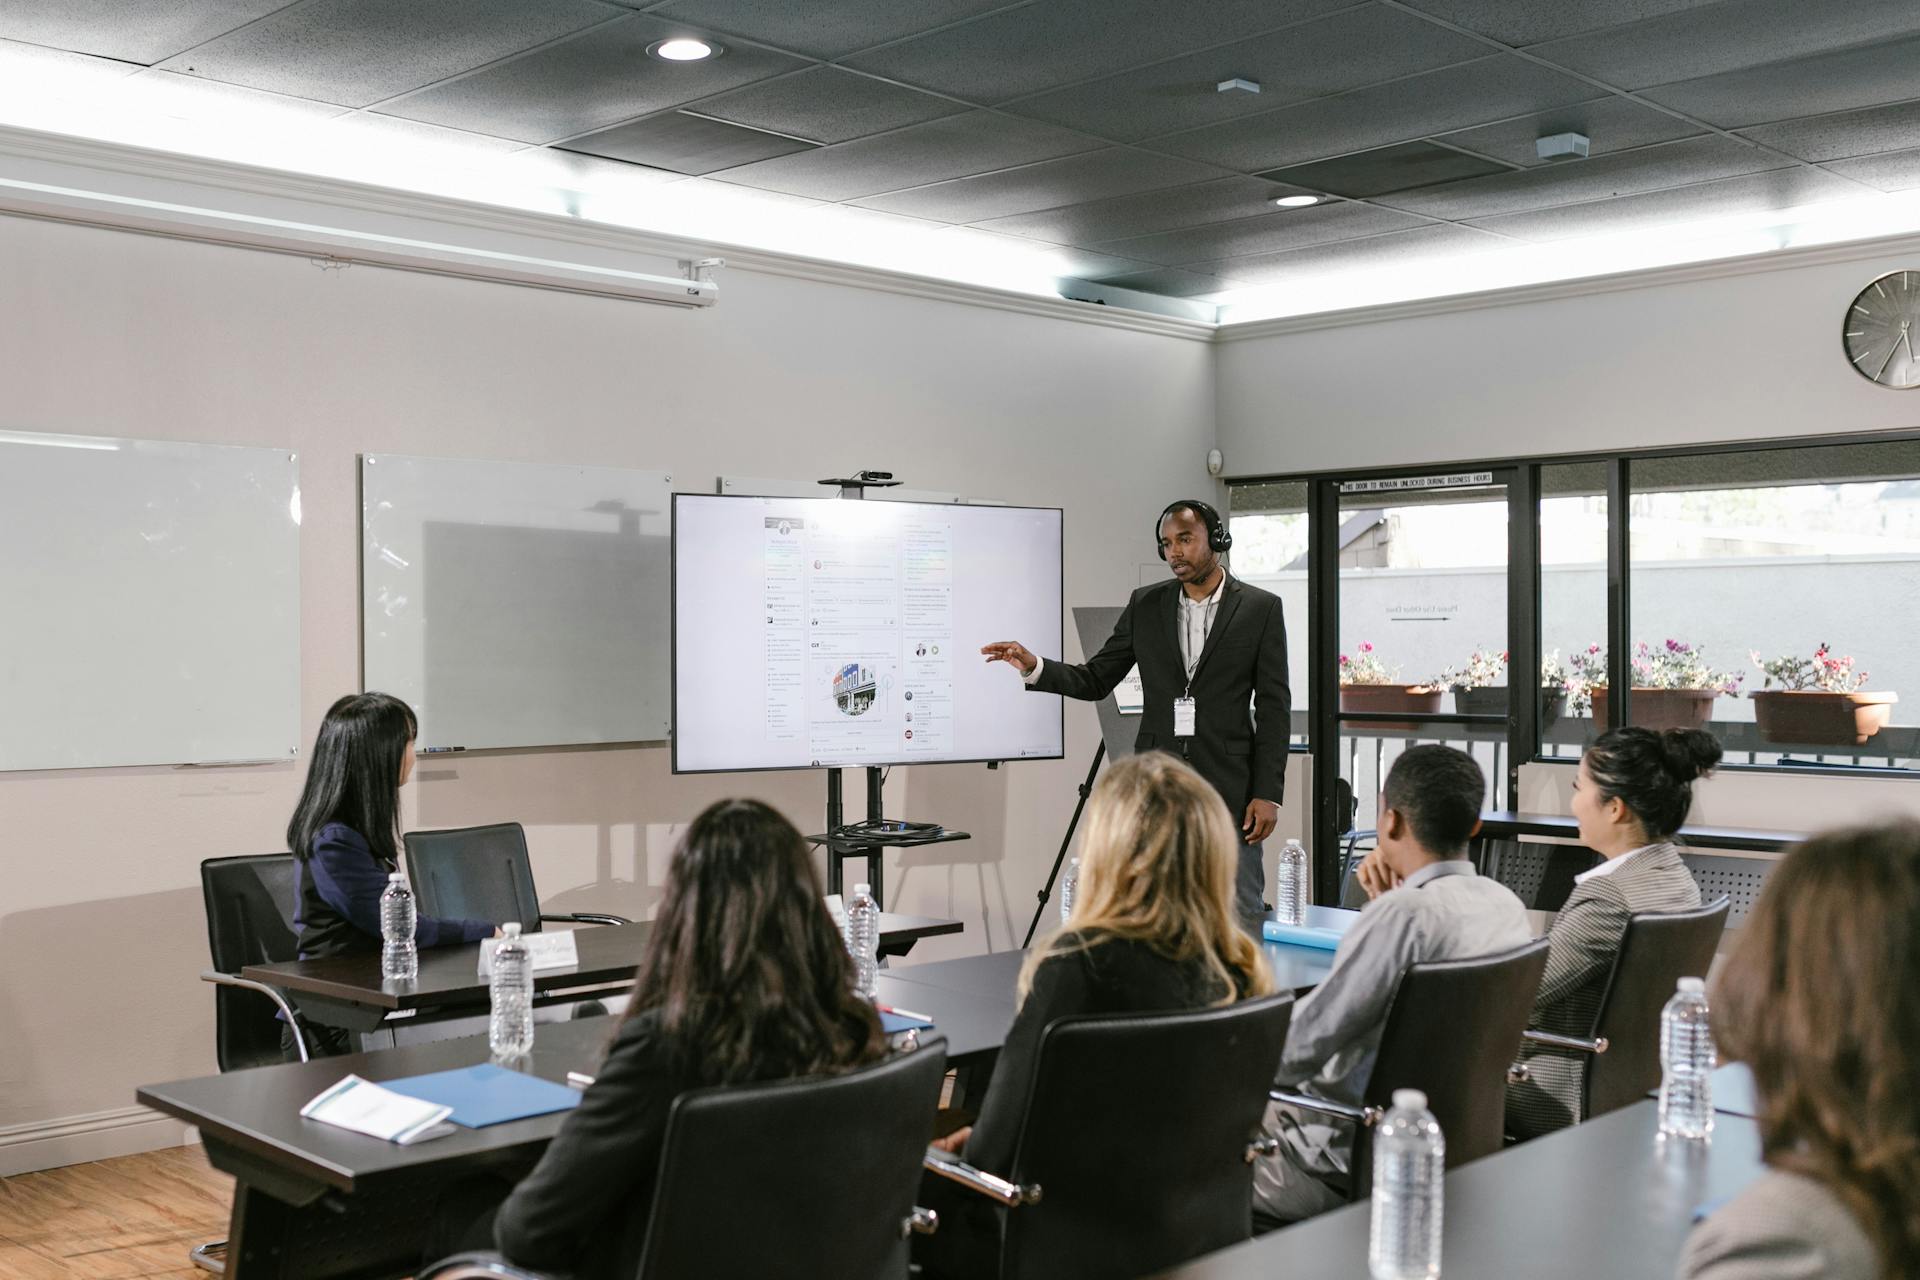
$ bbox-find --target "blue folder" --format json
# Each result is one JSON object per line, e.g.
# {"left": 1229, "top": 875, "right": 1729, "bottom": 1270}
{"left": 879, "top": 1010, "right": 935, "bottom": 1034}
{"left": 383, "top": 1064, "right": 584, "bottom": 1128}
{"left": 1261, "top": 920, "right": 1346, "bottom": 951}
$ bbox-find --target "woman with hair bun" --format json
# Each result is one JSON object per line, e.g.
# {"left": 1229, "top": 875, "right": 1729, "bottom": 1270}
{"left": 1505, "top": 725, "right": 1718, "bottom": 1138}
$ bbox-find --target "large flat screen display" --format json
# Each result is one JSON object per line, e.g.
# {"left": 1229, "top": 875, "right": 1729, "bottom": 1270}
{"left": 673, "top": 494, "right": 1063, "bottom": 772}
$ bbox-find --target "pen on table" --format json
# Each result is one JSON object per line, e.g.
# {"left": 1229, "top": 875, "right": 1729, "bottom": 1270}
{"left": 566, "top": 1071, "right": 595, "bottom": 1089}
{"left": 878, "top": 1004, "right": 932, "bottom": 1022}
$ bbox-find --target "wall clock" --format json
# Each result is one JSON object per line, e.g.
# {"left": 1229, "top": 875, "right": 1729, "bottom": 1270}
{"left": 1844, "top": 270, "right": 1920, "bottom": 388}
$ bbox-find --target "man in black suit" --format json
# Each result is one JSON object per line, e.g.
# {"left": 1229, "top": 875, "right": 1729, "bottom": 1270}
{"left": 983, "top": 500, "right": 1291, "bottom": 923}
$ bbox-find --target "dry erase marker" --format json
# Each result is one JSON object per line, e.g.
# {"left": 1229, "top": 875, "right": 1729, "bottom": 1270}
{"left": 566, "top": 1071, "right": 595, "bottom": 1089}
{"left": 879, "top": 1004, "right": 932, "bottom": 1022}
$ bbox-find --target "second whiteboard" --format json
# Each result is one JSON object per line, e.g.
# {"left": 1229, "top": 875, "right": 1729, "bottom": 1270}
{"left": 362, "top": 453, "right": 672, "bottom": 751}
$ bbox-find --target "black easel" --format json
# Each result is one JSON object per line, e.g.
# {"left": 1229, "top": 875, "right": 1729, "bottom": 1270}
{"left": 1021, "top": 740, "right": 1105, "bottom": 947}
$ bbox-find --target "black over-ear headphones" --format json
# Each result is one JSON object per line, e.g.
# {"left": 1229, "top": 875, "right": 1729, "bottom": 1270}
{"left": 1154, "top": 499, "right": 1232, "bottom": 560}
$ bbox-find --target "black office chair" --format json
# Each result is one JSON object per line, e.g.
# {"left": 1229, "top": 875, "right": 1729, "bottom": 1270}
{"left": 1518, "top": 896, "right": 1731, "bottom": 1123}
{"left": 403, "top": 823, "right": 631, "bottom": 932}
{"left": 418, "top": 1041, "right": 949, "bottom": 1280}
{"left": 1271, "top": 938, "right": 1550, "bottom": 1199}
{"left": 926, "top": 993, "right": 1294, "bottom": 1280}
{"left": 1333, "top": 778, "right": 1378, "bottom": 908}
{"left": 195, "top": 854, "right": 314, "bottom": 1274}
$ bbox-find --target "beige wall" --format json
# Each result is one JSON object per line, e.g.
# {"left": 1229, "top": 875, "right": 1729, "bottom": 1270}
{"left": 0, "top": 209, "right": 1217, "bottom": 1154}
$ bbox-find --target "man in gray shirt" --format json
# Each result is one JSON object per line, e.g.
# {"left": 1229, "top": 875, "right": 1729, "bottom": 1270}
{"left": 1253, "top": 745, "right": 1532, "bottom": 1222}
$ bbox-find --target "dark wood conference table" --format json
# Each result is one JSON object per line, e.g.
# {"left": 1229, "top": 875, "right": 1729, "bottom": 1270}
{"left": 1479, "top": 810, "right": 1804, "bottom": 853}
{"left": 242, "top": 913, "right": 963, "bottom": 1032}
{"left": 1155, "top": 1101, "right": 1765, "bottom": 1280}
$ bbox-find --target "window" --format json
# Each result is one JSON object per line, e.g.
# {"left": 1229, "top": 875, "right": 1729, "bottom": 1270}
{"left": 1540, "top": 463, "right": 1608, "bottom": 759}
{"left": 1229, "top": 481, "right": 1307, "bottom": 746}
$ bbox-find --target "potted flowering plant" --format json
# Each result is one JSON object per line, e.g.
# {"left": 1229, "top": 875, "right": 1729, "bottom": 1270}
{"left": 1339, "top": 641, "right": 1441, "bottom": 731}
{"left": 1578, "top": 640, "right": 1743, "bottom": 732}
{"left": 1438, "top": 648, "right": 1564, "bottom": 729}
{"left": 1748, "top": 645, "right": 1897, "bottom": 746}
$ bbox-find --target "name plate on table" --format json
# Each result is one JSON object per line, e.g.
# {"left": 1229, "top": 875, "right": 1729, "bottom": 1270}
{"left": 476, "top": 930, "right": 580, "bottom": 978}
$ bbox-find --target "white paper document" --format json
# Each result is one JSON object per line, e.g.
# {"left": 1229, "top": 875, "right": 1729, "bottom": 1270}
{"left": 301, "top": 1075, "right": 454, "bottom": 1145}
{"left": 476, "top": 929, "right": 581, "bottom": 978}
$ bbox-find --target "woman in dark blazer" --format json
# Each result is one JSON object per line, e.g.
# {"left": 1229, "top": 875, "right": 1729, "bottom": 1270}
{"left": 432, "top": 798, "right": 888, "bottom": 1280}
{"left": 1679, "top": 820, "right": 1920, "bottom": 1280}
{"left": 916, "top": 751, "right": 1276, "bottom": 1278}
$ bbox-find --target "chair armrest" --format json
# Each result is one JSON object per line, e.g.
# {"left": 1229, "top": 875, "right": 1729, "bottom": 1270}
{"left": 922, "top": 1147, "right": 1042, "bottom": 1207}
{"left": 418, "top": 1253, "right": 549, "bottom": 1280}
{"left": 1523, "top": 1029, "right": 1609, "bottom": 1055}
{"left": 538, "top": 912, "right": 633, "bottom": 928}
{"left": 200, "top": 970, "right": 308, "bottom": 1064}
{"left": 1269, "top": 1088, "right": 1382, "bottom": 1128}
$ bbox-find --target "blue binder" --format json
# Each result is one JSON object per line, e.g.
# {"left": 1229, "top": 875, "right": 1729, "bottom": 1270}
{"left": 383, "top": 1064, "right": 584, "bottom": 1128}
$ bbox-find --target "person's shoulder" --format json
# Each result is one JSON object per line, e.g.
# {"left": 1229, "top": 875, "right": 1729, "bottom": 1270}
{"left": 1131, "top": 579, "right": 1179, "bottom": 605}
{"left": 312, "top": 822, "right": 369, "bottom": 853}
{"left": 1683, "top": 1171, "right": 1877, "bottom": 1280}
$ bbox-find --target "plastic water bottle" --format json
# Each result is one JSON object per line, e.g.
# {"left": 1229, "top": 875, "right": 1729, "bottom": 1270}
{"left": 1275, "top": 839, "right": 1309, "bottom": 926}
{"left": 1658, "top": 977, "right": 1715, "bottom": 1141}
{"left": 379, "top": 873, "right": 417, "bottom": 981}
{"left": 1060, "top": 857, "right": 1080, "bottom": 924}
{"left": 847, "top": 883, "right": 880, "bottom": 999}
{"left": 1370, "top": 1088, "right": 1445, "bottom": 1280}
{"left": 489, "top": 923, "right": 535, "bottom": 1059}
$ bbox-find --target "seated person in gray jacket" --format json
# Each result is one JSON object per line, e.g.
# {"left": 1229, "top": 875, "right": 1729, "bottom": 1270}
{"left": 1678, "top": 819, "right": 1919, "bottom": 1280}
{"left": 1253, "top": 746, "right": 1531, "bottom": 1223}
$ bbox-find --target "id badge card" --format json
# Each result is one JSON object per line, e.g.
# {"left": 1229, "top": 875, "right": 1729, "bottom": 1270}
{"left": 1173, "top": 696, "right": 1197, "bottom": 738}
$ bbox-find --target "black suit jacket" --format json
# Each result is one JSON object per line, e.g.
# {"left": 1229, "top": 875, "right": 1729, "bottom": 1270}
{"left": 1031, "top": 575, "right": 1290, "bottom": 815}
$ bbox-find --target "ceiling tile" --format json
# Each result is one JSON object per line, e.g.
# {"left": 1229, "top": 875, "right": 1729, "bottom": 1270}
{"left": 0, "top": 0, "right": 294, "bottom": 66}
{"left": 1089, "top": 201, "right": 1432, "bottom": 266}
{"left": 1638, "top": 34, "right": 1920, "bottom": 130}
{"left": 563, "top": 111, "right": 814, "bottom": 175}
{"left": 1149, "top": 55, "right": 1596, "bottom": 171}
{"left": 841, "top": 0, "right": 1350, "bottom": 104}
{"left": 1464, "top": 166, "right": 1867, "bottom": 240}
{"left": 155, "top": 0, "right": 619, "bottom": 108}
{"left": 1002, "top": 6, "right": 1490, "bottom": 143}
{"left": 1080, "top": 266, "right": 1232, "bottom": 298}
{"left": 376, "top": 14, "right": 808, "bottom": 143}
{"left": 690, "top": 67, "right": 963, "bottom": 145}
{"left": 708, "top": 109, "right": 1100, "bottom": 201}
{"left": 646, "top": 0, "right": 1012, "bottom": 60}
{"left": 1823, "top": 147, "right": 1920, "bottom": 194}
{"left": 1739, "top": 100, "right": 1920, "bottom": 163}
{"left": 1526, "top": 0, "right": 1920, "bottom": 91}
{"left": 852, "top": 149, "right": 1227, "bottom": 223}
{"left": 1260, "top": 141, "right": 1512, "bottom": 199}
{"left": 1199, "top": 222, "right": 1512, "bottom": 286}
{"left": 974, "top": 175, "right": 1301, "bottom": 243}
{"left": 1372, "top": 135, "right": 1790, "bottom": 220}
{"left": 1435, "top": 96, "right": 1705, "bottom": 166}
{"left": 1389, "top": 0, "right": 1722, "bottom": 47}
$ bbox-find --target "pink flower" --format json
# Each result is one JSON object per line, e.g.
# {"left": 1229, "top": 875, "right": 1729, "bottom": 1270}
{"left": 1359, "top": 641, "right": 1374, "bottom": 653}
{"left": 1589, "top": 643, "right": 1602, "bottom": 654}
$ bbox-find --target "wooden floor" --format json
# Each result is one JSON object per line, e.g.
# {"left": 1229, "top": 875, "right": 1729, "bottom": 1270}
{"left": 0, "top": 1145, "right": 232, "bottom": 1279}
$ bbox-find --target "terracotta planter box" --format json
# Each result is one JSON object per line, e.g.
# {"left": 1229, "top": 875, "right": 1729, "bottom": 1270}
{"left": 1453, "top": 686, "right": 1564, "bottom": 731}
{"left": 1341, "top": 683, "right": 1443, "bottom": 732}
{"left": 1588, "top": 686, "right": 1719, "bottom": 733}
{"left": 1750, "top": 690, "right": 1898, "bottom": 746}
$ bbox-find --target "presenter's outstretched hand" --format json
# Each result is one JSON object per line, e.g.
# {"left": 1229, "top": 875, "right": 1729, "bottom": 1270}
{"left": 980, "top": 641, "right": 1038, "bottom": 677}
{"left": 1242, "top": 798, "right": 1278, "bottom": 845}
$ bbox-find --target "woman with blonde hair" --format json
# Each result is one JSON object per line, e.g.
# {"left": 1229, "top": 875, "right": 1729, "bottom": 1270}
{"left": 915, "top": 751, "right": 1275, "bottom": 1278}
{"left": 1678, "top": 819, "right": 1920, "bottom": 1280}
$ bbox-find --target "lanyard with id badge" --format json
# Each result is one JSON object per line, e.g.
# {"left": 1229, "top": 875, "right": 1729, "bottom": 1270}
{"left": 1175, "top": 593, "right": 1219, "bottom": 740}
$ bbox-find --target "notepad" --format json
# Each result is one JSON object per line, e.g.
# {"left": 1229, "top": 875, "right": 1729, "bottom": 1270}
{"left": 1261, "top": 920, "right": 1346, "bottom": 951}
{"left": 301, "top": 1075, "right": 454, "bottom": 1145}
{"left": 381, "top": 1063, "right": 584, "bottom": 1128}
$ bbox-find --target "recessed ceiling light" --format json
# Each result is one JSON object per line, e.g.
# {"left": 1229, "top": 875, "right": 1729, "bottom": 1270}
{"left": 1273, "top": 194, "right": 1320, "bottom": 208}
{"left": 649, "top": 37, "right": 720, "bottom": 62}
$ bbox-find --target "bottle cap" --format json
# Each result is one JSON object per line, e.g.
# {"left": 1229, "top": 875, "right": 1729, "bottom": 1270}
{"left": 502, "top": 922, "right": 522, "bottom": 938}
{"left": 854, "top": 883, "right": 871, "bottom": 897}
{"left": 1392, "top": 1089, "right": 1427, "bottom": 1111}
{"left": 1677, "top": 976, "right": 1706, "bottom": 994}
{"left": 388, "top": 872, "right": 405, "bottom": 883}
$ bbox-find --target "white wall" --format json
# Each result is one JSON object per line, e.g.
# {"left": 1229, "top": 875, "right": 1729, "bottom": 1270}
{"left": 0, "top": 209, "right": 1216, "bottom": 1166}
{"left": 1215, "top": 244, "right": 1920, "bottom": 476}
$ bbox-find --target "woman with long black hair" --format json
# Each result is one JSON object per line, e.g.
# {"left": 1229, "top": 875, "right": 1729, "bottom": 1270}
{"left": 429, "top": 797, "right": 888, "bottom": 1279}
{"left": 284, "top": 692, "right": 493, "bottom": 1057}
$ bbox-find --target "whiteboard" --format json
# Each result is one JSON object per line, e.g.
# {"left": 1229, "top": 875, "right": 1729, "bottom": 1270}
{"left": 0, "top": 430, "right": 301, "bottom": 771}
{"left": 362, "top": 454, "right": 672, "bottom": 751}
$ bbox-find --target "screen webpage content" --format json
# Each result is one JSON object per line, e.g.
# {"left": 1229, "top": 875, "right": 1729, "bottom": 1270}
{"left": 675, "top": 495, "right": 1063, "bottom": 772}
